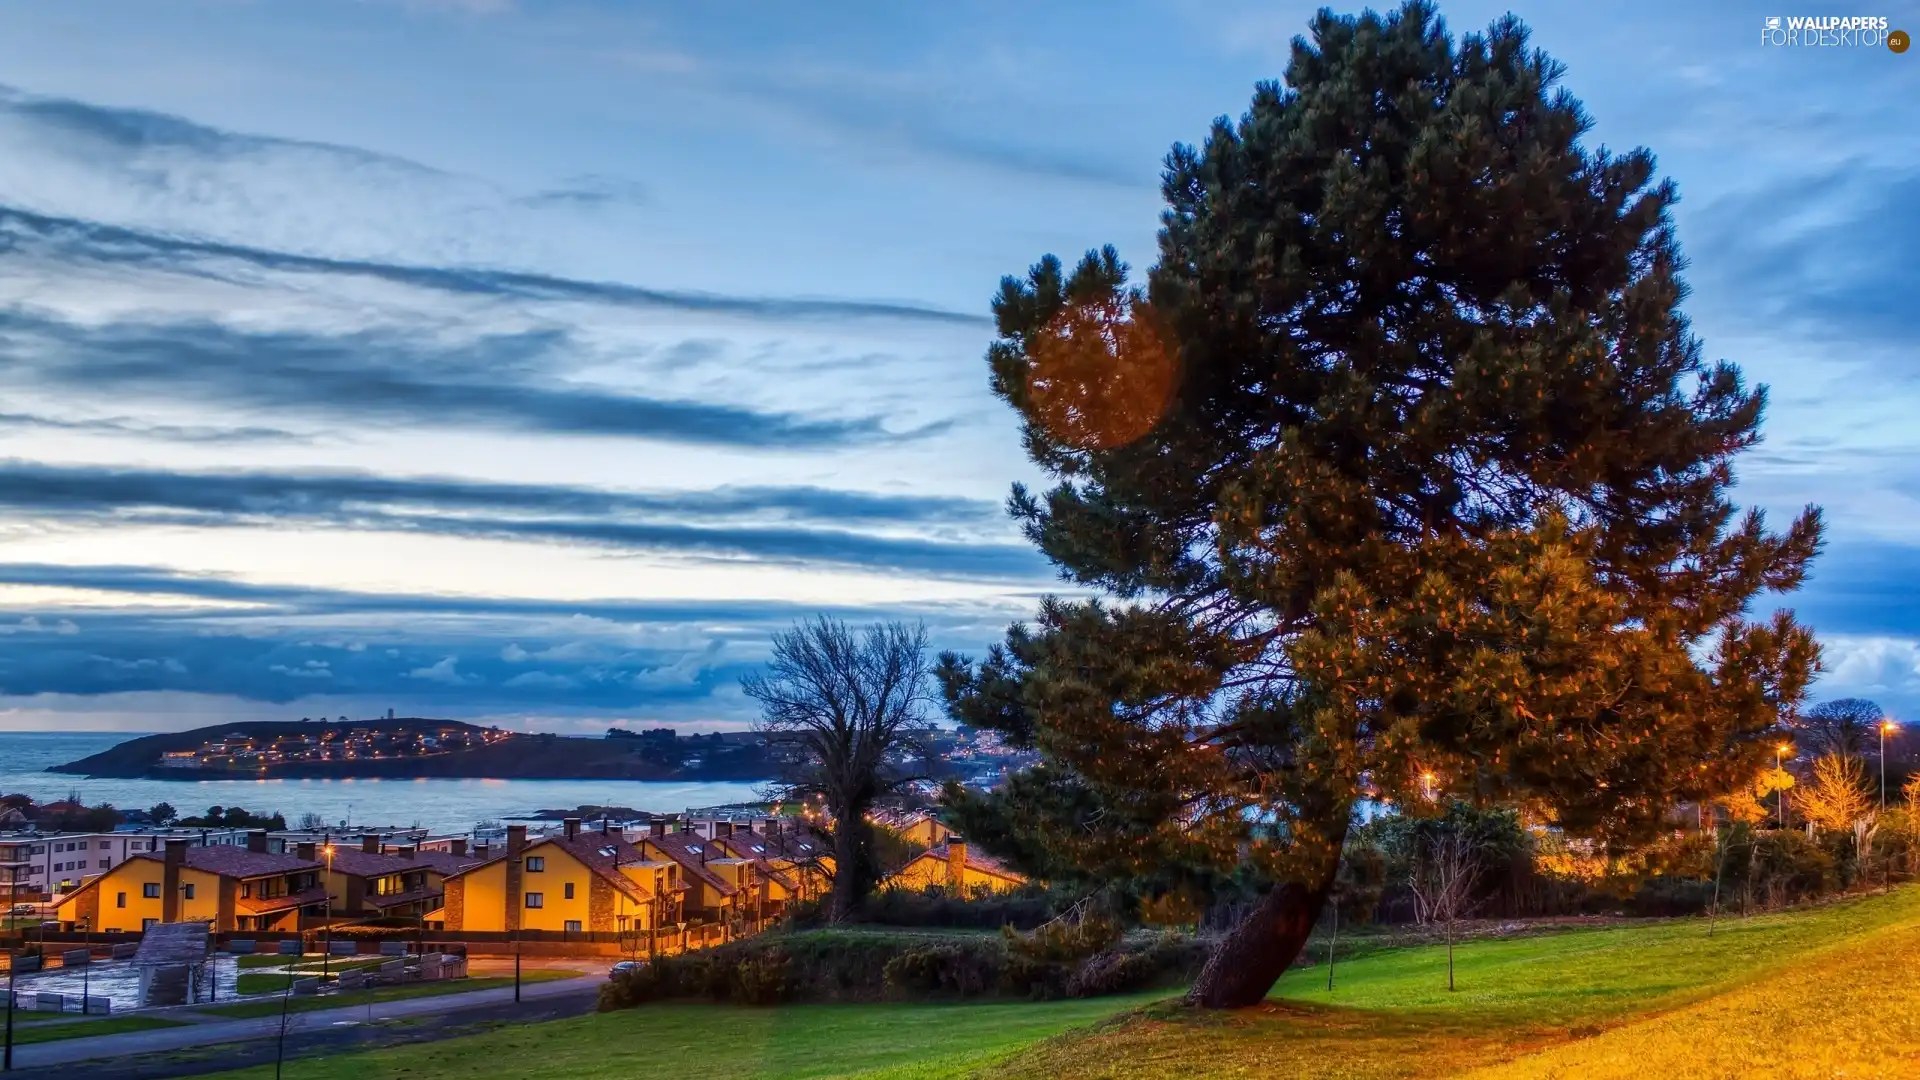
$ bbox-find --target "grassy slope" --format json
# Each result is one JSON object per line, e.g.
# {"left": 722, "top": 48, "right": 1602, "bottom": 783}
{"left": 199, "top": 970, "right": 580, "bottom": 1018}
{"left": 185, "top": 887, "right": 1920, "bottom": 1080}
{"left": 988, "top": 887, "right": 1920, "bottom": 1079}
{"left": 193, "top": 995, "right": 1165, "bottom": 1080}
{"left": 10, "top": 1015, "right": 186, "bottom": 1045}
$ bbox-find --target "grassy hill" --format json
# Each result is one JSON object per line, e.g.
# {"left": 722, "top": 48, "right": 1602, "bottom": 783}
{"left": 193, "top": 887, "right": 1920, "bottom": 1079}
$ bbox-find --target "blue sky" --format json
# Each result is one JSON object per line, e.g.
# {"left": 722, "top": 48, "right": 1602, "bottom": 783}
{"left": 0, "top": 0, "right": 1912, "bottom": 733}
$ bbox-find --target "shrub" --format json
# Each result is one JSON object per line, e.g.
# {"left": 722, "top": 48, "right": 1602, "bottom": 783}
{"left": 1629, "top": 875, "right": 1717, "bottom": 917}
{"left": 882, "top": 944, "right": 998, "bottom": 997}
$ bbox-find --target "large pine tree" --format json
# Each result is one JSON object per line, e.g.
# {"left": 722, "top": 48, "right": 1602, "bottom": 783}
{"left": 940, "top": 1, "right": 1822, "bottom": 1008}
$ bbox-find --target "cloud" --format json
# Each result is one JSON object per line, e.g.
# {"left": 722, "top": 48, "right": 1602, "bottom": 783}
{"left": 0, "top": 561, "right": 1037, "bottom": 715}
{"left": 0, "top": 616, "right": 80, "bottom": 635}
{"left": 0, "top": 204, "right": 989, "bottom": 327}
{"left": 1686, "top": 163, "right": 1920, "bottom": 352}
{"left": 0, "top": 307, "right": 946, "bottom": 450}
{"left": 0, "top": 411, "right": 314, "bottom": 445}
{"left": 406, "top": 656, "right": 473, "bottom": 685}
{"left": 0, "top": 460, "right": 1038, "bottom": 579}
{"left": 517, "top": 174, "right": 649, "bottom": 209}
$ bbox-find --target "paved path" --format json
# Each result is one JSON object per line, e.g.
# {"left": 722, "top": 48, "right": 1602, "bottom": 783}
{"left": 10, "top": 972, "right": 597, "bottom": 1069}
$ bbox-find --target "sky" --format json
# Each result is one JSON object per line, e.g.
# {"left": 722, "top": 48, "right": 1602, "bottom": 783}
{"left": 0, "top": 0, "right": 1911, "bottom": 734}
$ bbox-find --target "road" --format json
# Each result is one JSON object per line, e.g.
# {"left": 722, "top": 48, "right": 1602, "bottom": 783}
{"left": 10, "top": 965, "right": 602, "bottom": 1075}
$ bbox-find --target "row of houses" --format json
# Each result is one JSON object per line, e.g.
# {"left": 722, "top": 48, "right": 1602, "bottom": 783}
{"left": 38, "top": 814, "right": 1028, "bottom": 940}
{"left": 51, "top": 831, "right": 484, "bottom": 932}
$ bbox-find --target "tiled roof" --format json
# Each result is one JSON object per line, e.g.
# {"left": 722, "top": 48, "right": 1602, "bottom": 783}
{"left": 642, "top": 832, "right": 737, "bottom": 897}
{"left": 130, "top": 847, "right": 321, "bottom": 880}
{"left": 921, "top": 842, "right": 1024, "bottom": 883}
{"left": 405, "top": 850, "right": 483, "bottom": 876}
{"left": 544, "top": 832, "right": 654, "bottom": 906}
{"left": 322, "top": 849, "right": 418, "bottom": 878}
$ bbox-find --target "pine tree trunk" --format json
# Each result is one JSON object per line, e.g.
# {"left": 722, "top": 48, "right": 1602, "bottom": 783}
{"left": 1186, "top": 863, "right": 1337, "bottom": 1008}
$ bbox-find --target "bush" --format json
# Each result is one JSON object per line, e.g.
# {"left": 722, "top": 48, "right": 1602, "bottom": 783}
{"left": 882, "top": 944, "right": 998, "bottom": 997}
{"left": 1629, "top": 875, "right": 1717, "bottom": 917}
{"left": 786, "top": 886, "right": 1066, "bottom": 932}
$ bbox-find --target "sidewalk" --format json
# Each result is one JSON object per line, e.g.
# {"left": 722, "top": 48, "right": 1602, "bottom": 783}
{"left": 9, "top": 972, "right": 596, "bottom": 1069}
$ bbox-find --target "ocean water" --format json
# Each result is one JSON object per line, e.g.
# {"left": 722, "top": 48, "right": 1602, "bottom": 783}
{"left": 0, "top": 732, "right": 764, "bottom": 834}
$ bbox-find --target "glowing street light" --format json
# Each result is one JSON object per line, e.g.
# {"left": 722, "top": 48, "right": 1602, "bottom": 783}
{"left": 1776, "top": 743, "right": 1793, "bottom": 828}
{"left": 1881, "top": 720, "right": 1898, "bottom": 811}
{"left": 1420, "top": 772, "right": 1436, "bottom": 801}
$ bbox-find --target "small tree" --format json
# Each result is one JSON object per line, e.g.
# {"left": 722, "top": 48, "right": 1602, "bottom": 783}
{"left": 148, "top": 802, "right": 177, "bottom": 826}
{"left": 1408, "top": 828, "right": 1483, "bottom": 991}
{"left": 1799, "top": 755, "right": 1872, "bottom": 833}
{"left": 296, "top": 812, "right": 326, "bottom": 831}
{"left": 742, "top": 617, "right": 935, "bottom": 921}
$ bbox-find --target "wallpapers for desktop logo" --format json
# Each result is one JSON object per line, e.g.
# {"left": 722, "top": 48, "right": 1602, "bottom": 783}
{"left": 1761, "top": 15, "right": 1907, "bottom": 51}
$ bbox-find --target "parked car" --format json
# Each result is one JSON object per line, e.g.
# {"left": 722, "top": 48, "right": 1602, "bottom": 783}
{"left": 608, "top": 960, "right": 645, "bottom": 980}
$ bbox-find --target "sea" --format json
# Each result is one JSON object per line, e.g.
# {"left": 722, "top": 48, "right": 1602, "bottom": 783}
{"left": 0, "top": 732, "right": 765, "bottom": 835}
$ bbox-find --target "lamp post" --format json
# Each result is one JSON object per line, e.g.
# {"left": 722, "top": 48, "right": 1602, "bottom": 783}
{"left": 1881, "top": 721, "right": 1897, "bottom": 811}
{"left": 78, "top": 917, "right": 90, "bottom": 1015}
{"left": 1777, "top": 743, "right": 1792, "bottom": 828}
{"left": 320, "top": 845, "right": 335, "bottom": 986}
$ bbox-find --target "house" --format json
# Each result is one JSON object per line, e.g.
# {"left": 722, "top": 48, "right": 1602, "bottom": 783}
{"left": 873, "top": 810, "right": 951, "bottom": 850}
{"left": 711, "top": 818, "right": 834, "bottom": 907}
{"left": 55, "top": 833, "right": 325, "bottom": 932}
{"left": 431, "top": 820, "right": 675, "bottom": 934}
{"left": 311, "top": 835, "right": 485, "bottom": 920}
{"left": 632, "top": 825, "right": 743, "bottom": 926}
{"left": 886, "top": 836, "right": 1026, "bottom": 895}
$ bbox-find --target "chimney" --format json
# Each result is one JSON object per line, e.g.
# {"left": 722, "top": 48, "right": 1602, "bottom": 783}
{"left": 715, "top": 821, "right": 733, "bottom": 839}
{"left": 649, "top": 820, "right": 666, "bottom": 839}
{"left": 362, "top": 834, "right": 381, "bottom": 855}
{"left": 162, "top": 839, "right": 187, "bottom": 922}
{"left": 473, "top": 843, "right": 491, "bottom": 860}
{"left": 946, "top": 836, "right": 967, "bottom": 887}
{"left": 505, "top": 825, "right": 528, "bottom": 933}
{"left": 247, "top": 830, "right": 269, "bottom": 854}
{"left": 605, "top": 825, "right": 624, "bottom": 843}
{"left": 761, "top": 817, "right": 780, "bottom": 838}
{"left": 563, "top": 817, "right": 581, "bottom": 841}
{"left": 450, "top": 838, "right": 468, "bottom": 857}
{"left": 398, "top": 846, "right": 416, "bottom": 857}
{"left": 296, "top": 842, "right": 316, "bottom": 861}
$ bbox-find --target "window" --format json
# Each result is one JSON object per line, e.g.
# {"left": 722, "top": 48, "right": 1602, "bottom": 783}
{"left": 524, "top": 892, "right": 544, "bottom": 908}
{"left": 563, "top": 920, "right": 582, "bottom": 933}
{"left": 183, "top": 883, "right": 196, "bottom": 900}
{"left": 563, "top": 882, "right": 575, "bottom": 900}
{"left": 525, "top": 856, "right": 545, "bottom": 872}
{"left": 142, "top": 918, "right": 158, "bottom": 930}
{"left": 242, "top": 883, "right": 252, "bottom": 899}
{"left": 100, "top": 859, "right": 110, "bottom": 870}
{"left": 116, "top": 892, "right": 127, "bottom": 909}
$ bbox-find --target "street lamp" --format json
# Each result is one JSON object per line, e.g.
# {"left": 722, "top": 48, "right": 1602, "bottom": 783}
{"left": 1881, "top": 721, "right": 1898, "bottom": 811}
{"left": 321, "top": 844, "right": 335, "bottom": 986}
{"left": 1777, "top": 743, "right": 1792, "bottom": 828}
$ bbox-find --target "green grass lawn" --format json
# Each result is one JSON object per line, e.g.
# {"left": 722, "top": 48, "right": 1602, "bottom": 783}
{"left": 183, "top": 887, "right": 1920, "bottom": 1079}
{"left": 237, "top": 953, "right": 304, "bottom": 969}
{"left": 989, "top": 886, "right": 1920, "bottom": 1079}
{"left": 7, "top": 1014, "right": 186, "bottom": 1045}
{"left": 200, "top": 969, "right": 582, "bottom": 1019}
{"left": 193, "top": 994, "right": 1166, "bottom": 1080}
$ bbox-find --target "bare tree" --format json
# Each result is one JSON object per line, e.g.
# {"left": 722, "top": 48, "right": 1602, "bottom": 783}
{"left": 1408, "top": 829, "right": 1483, "bottom": 992}
{"left": 1795, "top": 698, "right": 1884, "bottom": 760}
{"left": 742, "top": 617, "right": 934, "bottom": 921}
{"left": 296, "top": 812, "right": 326, "bottom": 831}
